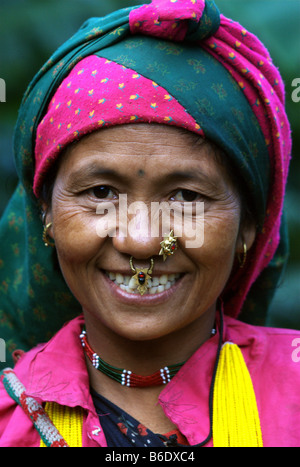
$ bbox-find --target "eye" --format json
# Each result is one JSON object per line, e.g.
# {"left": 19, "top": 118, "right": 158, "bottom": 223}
{"left": 90, "top": 185, "right": 116, "bottom": 199}
{"left": 172, "top": 189, "right": 200, "bottom": 202}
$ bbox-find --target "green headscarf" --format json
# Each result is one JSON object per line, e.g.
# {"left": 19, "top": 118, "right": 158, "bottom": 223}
{"left": 0, "top": 1, "right": 291, "bottom": 368}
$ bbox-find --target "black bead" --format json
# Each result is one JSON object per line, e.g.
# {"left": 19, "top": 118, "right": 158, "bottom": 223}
{"left": 138, "top": 272, "right": 146, "bottom": 285}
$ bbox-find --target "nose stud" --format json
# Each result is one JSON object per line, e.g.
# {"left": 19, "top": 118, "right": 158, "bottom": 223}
{"left": 159, "top": 230, "right": 178, "bottom": 261}
{"left": 129, "top": 257, "right": 154, "bottom": 296}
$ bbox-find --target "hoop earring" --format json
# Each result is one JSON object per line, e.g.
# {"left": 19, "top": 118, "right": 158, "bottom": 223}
{"left": 43, "top": 222, "right": 55, "bottom": 248}
{"left": 239, "top": 242, "right": 247, "bottom": 268}
{"left": 129, "top": 257, "right": 154, "bottom": 295}
{"left": 159, "top": 230, "right": 178, "bottom": 261}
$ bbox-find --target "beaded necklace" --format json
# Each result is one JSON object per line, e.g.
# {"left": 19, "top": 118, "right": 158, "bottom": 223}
{"left": 80, "top": 328, "right": 215, "bottom": 388}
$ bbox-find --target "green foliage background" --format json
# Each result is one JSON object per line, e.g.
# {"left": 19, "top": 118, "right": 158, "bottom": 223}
{"left": 0, "top": 0, "right": 299, "bottom": 328}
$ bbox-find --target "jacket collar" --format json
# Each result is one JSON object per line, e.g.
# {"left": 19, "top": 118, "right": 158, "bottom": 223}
{"left": 25, "top": 315, "right": 92, "bottom": 410}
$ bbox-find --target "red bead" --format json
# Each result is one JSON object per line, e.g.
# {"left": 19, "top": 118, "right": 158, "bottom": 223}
{"left": 138, "top": 272, "right": 146, "bottom": 284}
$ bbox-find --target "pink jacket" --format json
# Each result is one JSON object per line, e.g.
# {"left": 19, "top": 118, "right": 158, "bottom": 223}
{"left": 1, "top": 315, "right": 300, "bottom": 447}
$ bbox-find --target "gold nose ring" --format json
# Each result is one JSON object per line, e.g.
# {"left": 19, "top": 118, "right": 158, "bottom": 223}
{"left": 159, "top": 230, "right": 178, "bottom": 261}
{"left": 129, "top": 257, "right": 154, "bottom": 296}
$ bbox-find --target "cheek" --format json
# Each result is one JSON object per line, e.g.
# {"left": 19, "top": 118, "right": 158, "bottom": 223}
{"left": 52, "top": 205, "right": 103, "bottom": 266}
{"left": 189, "top": 205, "right": 241, "bottom": 270}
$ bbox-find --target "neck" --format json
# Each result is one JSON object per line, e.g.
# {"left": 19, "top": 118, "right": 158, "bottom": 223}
{"left": 83, "top": 306, "right": 218, "bottom": 434}
{"left": 86, "top": 356, "right": 182, "bottom": 434}
{"left": 83, "top": 304, "right": 216, "bottom": 379}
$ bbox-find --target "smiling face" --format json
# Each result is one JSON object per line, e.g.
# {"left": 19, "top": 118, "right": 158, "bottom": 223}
{"left": 44, "top": 123, "right": 255, "bottom": 347}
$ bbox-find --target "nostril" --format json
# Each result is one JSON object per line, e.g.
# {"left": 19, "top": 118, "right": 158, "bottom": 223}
{"left": 111, "top": 234, "right": 162, "bottom": 261}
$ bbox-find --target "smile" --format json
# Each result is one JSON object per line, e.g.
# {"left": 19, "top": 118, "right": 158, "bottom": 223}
{"left": 104, "top": 271, "right": 181, "bottom": 295}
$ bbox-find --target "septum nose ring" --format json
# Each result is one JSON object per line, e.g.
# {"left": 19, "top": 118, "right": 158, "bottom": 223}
{"left": 129, "top": 257, "right": 154, "bottom": 296}
{"left": 129, "top": 231, "right": 178, "bottom": 295}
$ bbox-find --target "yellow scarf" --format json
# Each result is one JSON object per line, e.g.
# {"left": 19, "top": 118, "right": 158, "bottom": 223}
{"left": 40, "top": 342, "right": 263, "bottom": 448}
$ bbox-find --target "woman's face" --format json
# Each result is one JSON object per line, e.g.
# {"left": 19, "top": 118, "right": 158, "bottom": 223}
{"left": 46, "top": 124, "right": 255, "bottom": 342}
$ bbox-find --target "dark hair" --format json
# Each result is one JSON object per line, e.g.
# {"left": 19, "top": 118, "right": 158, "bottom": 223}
{"left": 40, "top": 148, "right": 65, "bottom": 207}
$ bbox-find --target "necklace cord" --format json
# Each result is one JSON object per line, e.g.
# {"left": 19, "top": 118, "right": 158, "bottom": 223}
{"left": 191, "top": 309, "right": 224, "bottom": 447}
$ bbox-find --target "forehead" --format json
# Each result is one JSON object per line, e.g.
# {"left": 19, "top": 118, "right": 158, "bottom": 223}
{"left": 60, "top": 123, "right": 223, "bottom": 177}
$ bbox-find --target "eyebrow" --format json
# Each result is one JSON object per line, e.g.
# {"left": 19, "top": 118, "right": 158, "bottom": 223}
{"left": 66, "top": 165, "right": 219, "bottom": 190}
{"left": 66, "top": 165, "right": 127, "bottom": 189}
{"left": 163, "top": 170, "right": 219, "bottom": 189}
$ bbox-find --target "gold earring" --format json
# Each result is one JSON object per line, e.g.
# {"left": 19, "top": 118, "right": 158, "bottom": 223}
{"left": 159, "top": 230, "right": 178, "bottom": 261}
{"left": 239, "top": 242, "right": 247, "bottom": 268}
{"left": 129, "top": 257, "right": 154, "bottom": 295}
{"left": 43, "top": 222, "right": 55, "bottom": 248}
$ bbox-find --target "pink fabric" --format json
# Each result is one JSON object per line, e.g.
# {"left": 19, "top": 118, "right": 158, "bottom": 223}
{"left": 34, "top": 56, "right": 203, "bottom": 197}
{"left": 129, "top": 0, "right": 206, "bottom": 41}
{"left": 1, "top": 315, "right": 300, "bottom": 447}
{"left": 202, "top": 16, "right": 291, "bottom": 316}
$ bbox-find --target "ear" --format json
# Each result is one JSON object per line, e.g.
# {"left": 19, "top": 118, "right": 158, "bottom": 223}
{"left": 41, "top": 202, "right": 54, "bottom": 240}
{"left": 236, "top": 220, "right": 256, "bottom": 254}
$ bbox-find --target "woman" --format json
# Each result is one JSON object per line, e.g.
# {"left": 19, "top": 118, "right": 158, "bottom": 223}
{"left": 0, "top": 0, "right": 299, "bottom": 447}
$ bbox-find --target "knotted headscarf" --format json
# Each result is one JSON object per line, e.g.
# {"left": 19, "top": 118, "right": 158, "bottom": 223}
{"left": 0, "top": 0, "right": 291, "bottom": 367}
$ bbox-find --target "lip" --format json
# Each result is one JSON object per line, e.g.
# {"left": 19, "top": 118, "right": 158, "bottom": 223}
{"left": 102, "top": 269, "right": 182, "bottom": 276}
{"left": 101, "top": 269, "right": 185, "bottom": 306}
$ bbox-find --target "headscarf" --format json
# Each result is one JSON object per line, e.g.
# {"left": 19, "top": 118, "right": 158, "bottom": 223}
{"left": 0, "top": 0, "right": 291, "bottom": 367}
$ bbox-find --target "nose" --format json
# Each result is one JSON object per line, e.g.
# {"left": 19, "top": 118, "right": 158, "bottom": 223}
{"left": 112, "top": 202, "right": 163, "bottom": 260}
{"left": 112, "top": 233, "right": 161, "bottom": 260}
{"left": 112, "top": 226, "right": 161, "bottom": 261}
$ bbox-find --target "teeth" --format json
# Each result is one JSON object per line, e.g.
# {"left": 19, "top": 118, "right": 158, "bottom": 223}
{"left": 158, "top": 274, "right": 168, "bottom": 285}
{"left": 108, "top": 272, "right": 116, "bottom": 281}
{"left": 128, "top": 276, "right": 137, "bottom": 289}
{"left": 152, "top": 277, "right": 160, "bottom": 287}
{"left": 115, "top": 273, "right": 123, "bottom": 284}
{"left": 105, "top": 271, "right": 181, "bottom": 294}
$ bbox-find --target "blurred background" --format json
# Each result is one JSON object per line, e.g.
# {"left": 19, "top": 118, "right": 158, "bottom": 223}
{"left": 0, "top": 0, "right": 299, "bottom": 329}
